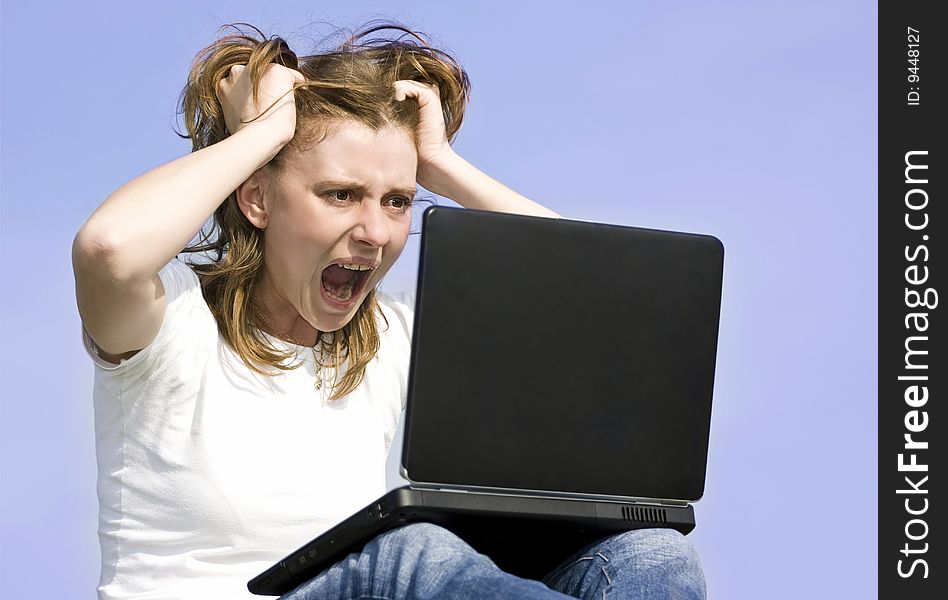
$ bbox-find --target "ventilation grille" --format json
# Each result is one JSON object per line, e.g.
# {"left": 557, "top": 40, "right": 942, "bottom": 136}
{"left": 621, "top": 505, "right": 668, "bottom": 524}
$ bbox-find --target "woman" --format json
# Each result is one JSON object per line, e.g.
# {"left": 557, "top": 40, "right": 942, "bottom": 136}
{"left": 72, "top": 21, "right": 706, "bottom": 600}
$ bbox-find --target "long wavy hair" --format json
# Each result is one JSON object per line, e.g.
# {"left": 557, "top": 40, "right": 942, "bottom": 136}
{"left": 176, "top": 20, "right": 471, "bottom": 400}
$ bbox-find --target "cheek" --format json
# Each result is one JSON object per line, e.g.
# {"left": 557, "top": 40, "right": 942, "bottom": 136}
{"left": 263, "top": 220, "right": 333, "bottom": 277}
{"left": 274, "top": 207, "right": 335, "bottom": 246}
{"left": 390, "top": 220, "right": 412, "bottom": 254}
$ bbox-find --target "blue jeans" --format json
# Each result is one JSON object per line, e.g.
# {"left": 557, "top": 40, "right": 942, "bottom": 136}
{"left": 279, "top": 522, "right": 707, "bottom": 599}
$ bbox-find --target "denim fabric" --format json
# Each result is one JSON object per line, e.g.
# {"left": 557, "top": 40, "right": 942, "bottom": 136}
{"left": 279, "top": 522, "right": 706, "bottom": 600}
{"left": 541, "top": 527, "right": 707, "bottom": 599}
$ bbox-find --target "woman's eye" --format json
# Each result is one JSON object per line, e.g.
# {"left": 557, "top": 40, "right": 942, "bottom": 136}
{"left": 388, "top": 197, "right": 413, "bottom": 211}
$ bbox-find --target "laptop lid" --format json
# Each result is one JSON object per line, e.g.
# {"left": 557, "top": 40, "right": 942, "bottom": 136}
{"left": 401, "top": 206, "right": 724, "bottom": 503}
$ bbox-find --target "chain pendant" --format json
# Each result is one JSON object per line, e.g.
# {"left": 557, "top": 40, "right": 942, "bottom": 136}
{"left": 313, "top": 349, "right": 323, "bottom": 391}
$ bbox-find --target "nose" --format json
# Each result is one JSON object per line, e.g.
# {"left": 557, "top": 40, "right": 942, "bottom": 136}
{"left": 350, "top": 200, "right": 391, "bottom": 248}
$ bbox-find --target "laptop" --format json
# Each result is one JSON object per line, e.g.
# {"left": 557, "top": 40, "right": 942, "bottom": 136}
{"left": 249, "top": 206, "right": 724, "bottom": 596}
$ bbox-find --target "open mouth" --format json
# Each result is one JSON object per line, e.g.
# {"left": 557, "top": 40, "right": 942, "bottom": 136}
{"left": 320, "top": 262, "right": 374, "bottom": 304}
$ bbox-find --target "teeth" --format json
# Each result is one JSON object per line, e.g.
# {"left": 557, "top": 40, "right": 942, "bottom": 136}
{"left": 336, "top": 263, "right": 373, "bottom": 271}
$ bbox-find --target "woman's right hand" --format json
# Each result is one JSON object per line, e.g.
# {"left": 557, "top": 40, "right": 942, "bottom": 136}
{"left": 217, "top": 63, "right": 305, "bottom": 142}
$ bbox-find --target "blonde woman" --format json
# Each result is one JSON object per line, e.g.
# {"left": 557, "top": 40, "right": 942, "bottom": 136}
{"left": 72, "top": 21, "right": 706, "bottom": 600}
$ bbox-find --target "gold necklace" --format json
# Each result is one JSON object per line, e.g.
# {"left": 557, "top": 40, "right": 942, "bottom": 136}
{"left": 255, "top": 307, "right": 328, "bottom": 390}
{"left": 312, "top": 347, "right": 324, "bottom": 390}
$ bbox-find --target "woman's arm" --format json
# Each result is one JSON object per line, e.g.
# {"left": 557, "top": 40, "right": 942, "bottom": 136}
{"left": 72, "top": 64, "right": 299, "bottom": 357}
{"left": 416, "top": 150, "right": 561, "bottom": 218}
{"left": 73, "top": 122, "right": 289, "bottom": 279}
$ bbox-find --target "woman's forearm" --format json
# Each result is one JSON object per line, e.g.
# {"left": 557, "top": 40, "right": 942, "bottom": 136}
{"left": 74, "top": 122, "right": 289, "bottom": 280}
{"left": 420, "top": 151, "right": 561, "bottom": 219}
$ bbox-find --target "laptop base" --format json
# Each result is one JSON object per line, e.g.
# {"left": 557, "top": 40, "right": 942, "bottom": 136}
{"left": 248, "top": 486, "right": 695, "bottom": 596}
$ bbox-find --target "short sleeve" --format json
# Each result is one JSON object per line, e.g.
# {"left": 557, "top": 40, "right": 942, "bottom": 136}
{"left": 80, "top": 258, "right": 213, "bottom": 381}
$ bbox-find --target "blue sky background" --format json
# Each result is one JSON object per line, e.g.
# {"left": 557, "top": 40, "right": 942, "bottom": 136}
{"left": 1, "top": 1, "right": 877, "bottom": 597}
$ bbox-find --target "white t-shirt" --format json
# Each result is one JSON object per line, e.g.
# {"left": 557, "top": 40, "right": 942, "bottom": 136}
{"left": 82, "top": 258, "right": 414, "bottom": 600}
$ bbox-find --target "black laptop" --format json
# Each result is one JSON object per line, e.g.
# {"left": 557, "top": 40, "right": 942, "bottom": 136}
{"left": 249, "top": 206, "right": 724, "bottom": 596}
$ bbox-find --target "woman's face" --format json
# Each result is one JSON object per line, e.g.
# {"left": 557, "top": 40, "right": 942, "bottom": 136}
{"left": 249, "top": 120, "right": 417, "bottom": 335}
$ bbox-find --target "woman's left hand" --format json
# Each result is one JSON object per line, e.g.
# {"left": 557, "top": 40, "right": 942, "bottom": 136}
{"left": 393, "top": 79, "right": 559, "bottom": 218}
{"left": 394, "top": 80, "right": 457, "bottom": 194}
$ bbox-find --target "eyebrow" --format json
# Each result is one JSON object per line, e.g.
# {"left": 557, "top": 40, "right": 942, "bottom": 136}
{"left": 316, "top": 179, "right": 418, "bottom": 198}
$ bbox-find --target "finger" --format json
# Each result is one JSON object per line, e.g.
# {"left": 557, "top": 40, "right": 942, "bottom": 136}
{"left": 396, "top": 80, "right": 436, "bottom": 91}
{"left": 224, "top": 65, "right": 246, "bottom": 84}
{"left": 393, "top": 81, "right": 409, "bottom": 102}
{"left": 395, "top": 79, "right": 435, "bottom": 88}
{"left": 393, "top": 80, "right": 438, "bottom": 102}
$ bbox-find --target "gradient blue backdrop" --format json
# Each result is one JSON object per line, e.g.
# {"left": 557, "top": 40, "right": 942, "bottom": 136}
{"left": 1, "top": 1, "right": 877, "bottom": 597}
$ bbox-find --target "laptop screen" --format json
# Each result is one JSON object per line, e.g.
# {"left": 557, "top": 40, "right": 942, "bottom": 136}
{"left": 402, "top": 207, "right": 723, "bottom": 503}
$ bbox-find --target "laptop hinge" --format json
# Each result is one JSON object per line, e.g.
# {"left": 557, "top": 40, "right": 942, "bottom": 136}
{"left": 412, "top": 482, "right": 690, "bottom": 506}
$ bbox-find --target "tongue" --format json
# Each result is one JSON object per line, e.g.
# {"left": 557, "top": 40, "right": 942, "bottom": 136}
{"left": 322, "top": 264, "right": 357, "bottom": 291}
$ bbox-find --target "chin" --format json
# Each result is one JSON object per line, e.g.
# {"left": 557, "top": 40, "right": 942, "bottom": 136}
{"left": 312, "top": 297, "right": 370, "bottom": 334}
